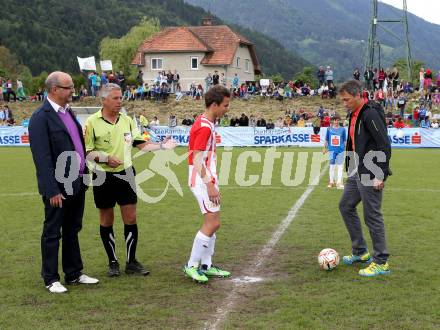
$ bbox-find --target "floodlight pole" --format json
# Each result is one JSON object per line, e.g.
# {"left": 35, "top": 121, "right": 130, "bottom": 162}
{"left": 403, "top": 0, "right": 413, "bottom": 82}
{"left": 366, "top": 0, "right": 378, "bottom": 71}
{"left": 365, "top": 0, "right": 413, "bottom": 82}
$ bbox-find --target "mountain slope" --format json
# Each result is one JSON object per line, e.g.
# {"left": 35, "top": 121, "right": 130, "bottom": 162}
{"left": 0, "top": 0, "right": 310, "bottom": 78}
{"left": 186, "top": 0, "right": 440, "bottom": 79}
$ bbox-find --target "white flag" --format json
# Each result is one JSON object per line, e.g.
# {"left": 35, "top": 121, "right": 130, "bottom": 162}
{"left": 77, "top": 56, "right": 96, "bottom": 71}
{"left": 100, "top": 60, "right": 113, "bottom": 71}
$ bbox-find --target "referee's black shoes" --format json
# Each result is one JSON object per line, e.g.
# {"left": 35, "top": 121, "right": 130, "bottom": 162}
{"left": 107, "top": 261, "right": 120, "bottom": 277}
{"left": 125, "top": 260, "right": 150, "bottom": 276}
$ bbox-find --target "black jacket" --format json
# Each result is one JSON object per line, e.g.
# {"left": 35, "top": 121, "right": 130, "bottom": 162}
{"left": 239, "top": 116, "right": 249, "bottom": 126}
{"left": 345, "top": 101, "right": 392, "bottom": 181}
{"left": 257, "top": 119, "right": 266, "bottom": 127}
{"left": 29, "top": 100, "right": 87, "bottom": 198}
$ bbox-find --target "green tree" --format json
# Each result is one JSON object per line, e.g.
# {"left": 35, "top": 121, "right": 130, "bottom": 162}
{"left": 31, "top": 72, "right": 48, "bottom": 95}
{"left": 99, "top": 17, "right": 160, "bottom": 80}
{"left": 72, "top": 74, "right": 87, "bottom": 91}
{"left": 19, "top": 66, "right": 34, "bottom": 95}
{"left": 0, "top": 46, "right": 34, "bottom": 93}
{"left": 1, "top": 1, "right": 310, "bottom": 78}
{"left": 393, "top": 58, "right": 424, "bottom": 86}
{"left": 270, "top": 73, "right": 284, "bottom": 84}
{"left": 294, "top": 66, "right": 318, "bottom": 88}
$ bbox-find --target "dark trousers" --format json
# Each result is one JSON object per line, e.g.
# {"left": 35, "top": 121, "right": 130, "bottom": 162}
{"left": 41, "top": 187, "right": 85, "bottom": 285}
{"left": 365, "top": 79, "right": 373, "bottom": 91}
{"left": 6, "top": 90, "right": 16, "bottom": 102}
{"left": 339, "top": 175, "right": 389, "bottom": 264}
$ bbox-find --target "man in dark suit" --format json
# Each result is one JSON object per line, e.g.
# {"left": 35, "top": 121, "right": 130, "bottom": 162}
{"left": 29, "top": 71, "right": 99, "bottom": 293}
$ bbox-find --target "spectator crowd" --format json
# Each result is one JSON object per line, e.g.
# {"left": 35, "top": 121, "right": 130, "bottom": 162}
{"left": 354, "top": 65, "right": 440, "bottom": 128}
{"left": 2, "top": 63, "right": 440, "bottom": 130}
{"left": 0, "top": 104, "right": 16, "bottom": 126}
{"left": 137, "top": 105, "right": 345, "bottom": 131}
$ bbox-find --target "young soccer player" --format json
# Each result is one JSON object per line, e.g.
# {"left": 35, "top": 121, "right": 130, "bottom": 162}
{"left": 323, "top": 116, "right": 346, "bottom": 189}
{"left": 183, "top": 85, "right": 231, "bottom": 283}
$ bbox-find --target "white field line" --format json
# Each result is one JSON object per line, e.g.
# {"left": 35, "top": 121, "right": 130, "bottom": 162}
{"left": 1, "top": 186, "right": 439, "bottom": 197}
{"left": 0, "top": 192, "right": 40, "bottom": 197}
{"left": 203, "top": 165, "right": 329, "bottom": 330}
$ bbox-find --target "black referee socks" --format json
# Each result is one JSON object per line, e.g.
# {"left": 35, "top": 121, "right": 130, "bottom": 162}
{"left": 124, "top": 224, "right": 138, "bottom": 263}
{"left": 100, "top": 225, "right": 117, "bottom": 263}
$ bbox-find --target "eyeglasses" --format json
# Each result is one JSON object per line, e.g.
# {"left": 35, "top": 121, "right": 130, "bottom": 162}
{"left": 57, "top": 85, "right": 75, "bottom": 90}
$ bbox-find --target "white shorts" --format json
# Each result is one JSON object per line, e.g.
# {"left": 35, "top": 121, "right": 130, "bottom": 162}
{"left": 190, "top": 183, "right": 220, "bottom": 214}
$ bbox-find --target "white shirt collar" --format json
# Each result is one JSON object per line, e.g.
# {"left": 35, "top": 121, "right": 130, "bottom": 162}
{"left": 47, "top": 97, "right": 69, "bottom": 113}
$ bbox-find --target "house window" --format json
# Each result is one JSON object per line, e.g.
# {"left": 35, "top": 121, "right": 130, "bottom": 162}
{"left": 245, "top": 59, "right": 250, "bottom": 72}
{"left": 191, "top": 57, "right": 199, "bottom": 70}
{"left": 236, "top": 57, "right": 240, "bottom": 68}
{"left": 151, "top": 58, "right": 163, "bottom": 70}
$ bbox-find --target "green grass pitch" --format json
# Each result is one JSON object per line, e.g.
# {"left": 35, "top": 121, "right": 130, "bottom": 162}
{"left": 0, "top": 147, "right": 439, "bottom": 329}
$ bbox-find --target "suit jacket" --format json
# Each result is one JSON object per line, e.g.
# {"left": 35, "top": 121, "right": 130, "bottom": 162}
{"left": 29, "top": 99, "right": 87, "bottom": 198}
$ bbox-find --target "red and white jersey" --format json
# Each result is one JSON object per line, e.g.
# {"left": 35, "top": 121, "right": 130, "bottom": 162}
{"left": 188, "top": 114, "right": 217, "bottom": 187}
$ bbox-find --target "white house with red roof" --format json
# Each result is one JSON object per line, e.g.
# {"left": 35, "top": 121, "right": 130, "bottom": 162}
{"left": 131, "top": 19, "right": 261, "bottom": 90}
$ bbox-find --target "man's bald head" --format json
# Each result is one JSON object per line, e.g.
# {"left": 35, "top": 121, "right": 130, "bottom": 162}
{"left": 45, "top": 71, "right": 73, "bottom": 92}
{"left": 46, "top": 71, "right": 74, "bottom": 106}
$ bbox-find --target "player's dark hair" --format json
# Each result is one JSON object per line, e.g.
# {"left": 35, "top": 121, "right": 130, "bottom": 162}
{"left": 205, "top": 85, "right": 230, "bottom": 108}
{"left": 338, "top": 80, "right": 363, "bottom": 97}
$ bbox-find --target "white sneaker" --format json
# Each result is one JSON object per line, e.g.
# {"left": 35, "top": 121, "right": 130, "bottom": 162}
{"left": 67, "top": 274, "right": 99, "bottom": 285}
{"left": 46, "top": 281, "right": 68, "bottom": 293}
{"left": 337, "top": 183, "right": 344, "bottom": 189}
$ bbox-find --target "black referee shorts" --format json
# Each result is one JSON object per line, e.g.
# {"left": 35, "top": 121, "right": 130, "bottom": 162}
{"left": 92, "top": 167, "right": 137, "bottom": 209}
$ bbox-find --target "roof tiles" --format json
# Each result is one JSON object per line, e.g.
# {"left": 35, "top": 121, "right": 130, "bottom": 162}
{"left": 132, "top": 25, "right": 260, "bottom": 72}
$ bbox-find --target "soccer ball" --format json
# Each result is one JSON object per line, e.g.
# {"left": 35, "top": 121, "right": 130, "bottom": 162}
{"left": 396, "top": 129, "right": 404, "bottom": 138}
{"left": 318, "top": 248, "right": 340, "bottom": 271}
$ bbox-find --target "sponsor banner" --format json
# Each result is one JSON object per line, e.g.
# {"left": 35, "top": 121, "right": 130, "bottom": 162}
{"left": 151, "top": 126, "right": 191, "bottom": 144}
{"left": 2, "top": 126, "right": 440, "bottom": 148}
{"left": 150, "top": 126, "right": 326, "bottom": 147}
{"left": 150, "top": 126, "right": 440, "bottom": 148}
{"left": 0, "top": 126, "right": 30, "bottom": 146}
{"left": 251, "top": 127, "right": 323, "bottom": 146}
{"left": 387, "top": 128, "right": 423, "bottom": 147}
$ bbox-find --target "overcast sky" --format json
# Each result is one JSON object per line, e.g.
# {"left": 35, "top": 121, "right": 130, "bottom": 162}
{"left": 379, "top": 0, "right": 440, "bottom": 25}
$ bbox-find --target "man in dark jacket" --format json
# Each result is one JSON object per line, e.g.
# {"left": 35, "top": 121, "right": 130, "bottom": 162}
{"left": 317, "top": 66, "right": 325, "bottom": 87}
{"left": 212, "top": 70, "right": 220, "bottom": 86}
{"left": 29, "top": 71, "right": 99, "bottom": 293}
{"left": 238, "top": 113, "right": 249, "bottom": 126}
{"left": 364, "top": 67, "right": 374, "bottom": 91}
{"left": 353, "top": 68, "right": 361, "bottom": 80}
{"left": 256, "top": 116, "right": 266, "bottom": 127}
{"left": 266, "top": 119, "right": 275, "bottom": 129}
{"left": 338, "top": 80, "right": 391, "bottom": 277}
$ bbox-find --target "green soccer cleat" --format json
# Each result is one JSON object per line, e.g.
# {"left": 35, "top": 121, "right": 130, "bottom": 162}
{"left": 342, "top": 252, "right": 372, "bottom": 265}
{"left": 359, "top": 262, "right": 391, "bottom": 277}
{"left": 183, "top": 266, "right": 208, "bottom": 283}
{"left": 201, "top": 265, "right": 231, "bottom": 278}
